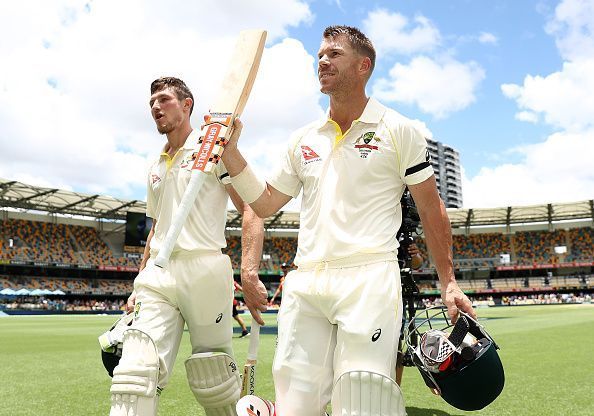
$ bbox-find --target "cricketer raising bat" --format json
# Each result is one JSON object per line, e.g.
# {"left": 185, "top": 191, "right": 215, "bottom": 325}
{"left": 154, "top": 29, "right": 267, "bottom": 268}
{"left": 241, "top": 320, "right": 261, "bottom": 397}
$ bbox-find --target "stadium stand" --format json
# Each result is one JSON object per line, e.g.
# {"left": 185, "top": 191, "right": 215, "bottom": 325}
{"left": 0, "top": 179, "right": 592, "bottom": 311}
{"left": 567, "top": 227, "right": 594, "bottom": 261}
{"left": 1, "top": 220, "right": 593, "bottom": 267}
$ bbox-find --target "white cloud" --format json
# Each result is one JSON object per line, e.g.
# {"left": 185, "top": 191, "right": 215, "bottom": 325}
{"left": 362, "top": 9, "right": 441, "bottom": 56}
{"left": 501, "top": 59, "right": 594, "bottom": 132}
{"left": 463, "top": 130, "right": 594, "bottom": 208}
{"left": 372, "top": 56, "right": 485, "bottom": 119}
{"left": 478, "top": 32, "right": 498, "bottom": 45}
{"left": 545, "top": 0, "right": 594, "bottom": 61}
{"left": 0, "top": 0, "right": 317, "bottom": 200}
{"left": 515, "top": 111, "right": 539, "bottom": 123}
{"left": 503, "top": 0, "right": 594, "bottom": 133}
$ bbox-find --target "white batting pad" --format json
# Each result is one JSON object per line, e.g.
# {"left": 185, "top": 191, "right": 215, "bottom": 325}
{"left": 332, "top": 371, "right": 407, "bottom": 416}
{"left": 110, "top": 329, "right": 160, "bottom": 416}
{"left": 185, "top": 352, "right": 241, "bottom": 416}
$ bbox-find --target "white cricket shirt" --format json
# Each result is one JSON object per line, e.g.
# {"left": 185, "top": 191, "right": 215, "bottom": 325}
{"left": 146, "top": 129, "right": 231, "bottom": 257}
{"left": 268, "top": 98, "right": 433, "bottom": 266}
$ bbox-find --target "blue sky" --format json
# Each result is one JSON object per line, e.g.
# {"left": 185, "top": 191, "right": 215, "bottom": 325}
{"left": 0, "top": 0, "right": 592, "bottom": 209}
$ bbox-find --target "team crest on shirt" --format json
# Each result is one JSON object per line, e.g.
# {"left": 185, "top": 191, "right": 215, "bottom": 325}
{"left": 353, "top": 131, "right": 381, "bottom": 158}
{"left": 180, "top": 152, "right": 199, "bottom": 170}
{"left": 151, "top": 174, "right": 161, "bottom": 185}
{"left": 301, "top": 145, "right": 322, "bottom": 165}
{"left": 134, "top": 301, "right": 141, "bottom": 321}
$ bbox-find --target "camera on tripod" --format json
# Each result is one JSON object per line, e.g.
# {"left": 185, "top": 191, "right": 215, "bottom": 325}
{"left": 397, "top": 188, "right": 423, "bottom": 372}
{"left": 397, "top": 188, "right": 421, "bottom": 270}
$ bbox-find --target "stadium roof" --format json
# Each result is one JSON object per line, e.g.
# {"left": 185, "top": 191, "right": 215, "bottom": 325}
{"left": 1, "top": 178, "right": 593, "bottom": 228}
{"left": 0, "top": 179, "right": 145, "bottom": 221}
{"left": 447, "top": 200, "right": 594, "bottom": 228}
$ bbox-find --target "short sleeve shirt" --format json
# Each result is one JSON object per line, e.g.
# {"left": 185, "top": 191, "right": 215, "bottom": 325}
{"left": 267, "top": 98, "right": 433, "bottom": 265}
{"left": 146, "top": 129, "right": 231, "bottom": 256}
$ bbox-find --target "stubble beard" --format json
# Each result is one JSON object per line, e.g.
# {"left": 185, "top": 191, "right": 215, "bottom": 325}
{"left": 157, "top": 123, "right": 174, "bottom": 135}
{"left": 156, "top": 115, "right": 179, "bottom": 135}
{"left": 320, "top": 68, "right": 357, "bottom": 98}
{"left": 320, "top": 75, "right": 352, "bottom": 99}
{"left": 320, "top": 77, "right": 338, "bottom": 96}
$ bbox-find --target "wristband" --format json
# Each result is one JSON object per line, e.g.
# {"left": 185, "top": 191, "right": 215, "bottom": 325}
{"left": 230, "top": 165, "right": 266, "bottom": 204}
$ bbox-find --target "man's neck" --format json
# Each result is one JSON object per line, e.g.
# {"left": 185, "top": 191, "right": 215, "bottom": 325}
{"left": 329, "top": 92, "right": 369, "bottom": 134}
{"left": 164, "top": 124, "right": 193, "bottom": 156}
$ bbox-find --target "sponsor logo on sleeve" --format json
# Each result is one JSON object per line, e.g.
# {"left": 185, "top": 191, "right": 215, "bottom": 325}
{"left": 301, "top": 145, "right": 322, "bottom": 165}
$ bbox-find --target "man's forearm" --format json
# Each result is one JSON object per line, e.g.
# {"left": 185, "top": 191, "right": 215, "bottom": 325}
{"left": 221, "top": 146, "right": 248, "bottom": 177}
{"left": 241, "top": 206, "right": 264, "bottom": 278}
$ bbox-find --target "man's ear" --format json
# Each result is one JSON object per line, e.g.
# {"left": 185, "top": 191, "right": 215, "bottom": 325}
{"left": 359, "top": 56, "right": 372, "bottom": 77}
{"left": 184, "top": 97, "right": 193, "bottom": 112}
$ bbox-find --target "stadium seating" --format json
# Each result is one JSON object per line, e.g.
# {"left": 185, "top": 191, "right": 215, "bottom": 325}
{"left": 567, "top": 227, "right": 594, "bottom": 261}
{"left": 3, "top": 218, "right": 593, "bottom": 271}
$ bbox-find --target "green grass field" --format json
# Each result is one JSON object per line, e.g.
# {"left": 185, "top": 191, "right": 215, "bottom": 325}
{"left": 1, "top": 304, "right": 593, "bottom": 416}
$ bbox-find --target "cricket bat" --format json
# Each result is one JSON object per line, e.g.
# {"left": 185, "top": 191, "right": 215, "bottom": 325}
{"left": 154, "top": 29, "right": 267, "bottom": 268}
{"left": 241, "top": 320, "right": 261, "bottom": 397}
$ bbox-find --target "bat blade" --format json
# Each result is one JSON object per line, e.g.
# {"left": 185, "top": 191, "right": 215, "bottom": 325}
{"left": 154, "top": 30, "right": 267, "bottom": 268}
{"left": 241, "top": 361, "right": 257, "bottom": 398}
{"left": 241, "top": 321, "right": 261, "bottom": 397}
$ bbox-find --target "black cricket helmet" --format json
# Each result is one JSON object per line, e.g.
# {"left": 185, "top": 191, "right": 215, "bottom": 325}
{"left": 405, "top": 306, "right": 505, "bottom": 411}
{"left": 98, "top": 312, "right": 134, "bottom": 377}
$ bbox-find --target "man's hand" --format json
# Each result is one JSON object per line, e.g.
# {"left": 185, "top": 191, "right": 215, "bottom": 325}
{"left": 441, "top": 281, "right": 476, "bottom": 323}
{"left": 204, "top": 116, "right": 243, "bottom": 152}
{"left": 407, "top": 244, "right": 420, "bottom": 256}
{"left": 408, "top": 243, "right": 423, "bottom": 270}
{"left": 126, "top": 291, "right": 136, "bottom": 314}
{"left": 241, "top": 269, "right": 268, "bottom": 326}
{"left": 226, "top": 118, "right": 243, "bottom": 151}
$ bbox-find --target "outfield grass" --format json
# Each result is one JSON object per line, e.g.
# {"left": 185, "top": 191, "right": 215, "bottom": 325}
{"left": 0, "top": 304, "right": 592, "bottom": 415}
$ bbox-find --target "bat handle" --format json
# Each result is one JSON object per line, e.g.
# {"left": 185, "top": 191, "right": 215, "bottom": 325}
{"left": 154, "top": 172, "right": 207, "bottom": 268}
{"left": 247, "top": 319, "right": 261, "bottom": 360}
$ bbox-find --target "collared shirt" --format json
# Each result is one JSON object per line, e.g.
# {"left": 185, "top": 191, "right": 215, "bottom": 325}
{"left": 146, "top": 129, "right": 231, "bottom": 256}
{"left": 267, "top": 97, "right": 433, "bottom": 266}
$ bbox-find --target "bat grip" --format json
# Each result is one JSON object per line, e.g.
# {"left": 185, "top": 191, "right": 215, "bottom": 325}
{"left": 247, "top": 320, "right": 260, "bottom": 360}
{"left": 154, "top": 172, "right": 207, "bottom": 268}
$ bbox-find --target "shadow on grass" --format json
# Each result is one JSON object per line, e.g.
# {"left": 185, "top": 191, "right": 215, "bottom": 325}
{"left": 406, "top": 407, "right": 463, "bottom": 416}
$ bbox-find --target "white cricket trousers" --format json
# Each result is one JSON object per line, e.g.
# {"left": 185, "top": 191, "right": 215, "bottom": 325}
{"left": 131, "top": 251, "right": 235, "bottom": 388}
{"left": 272, "top": 254, "right": 403, "bottom": 416}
